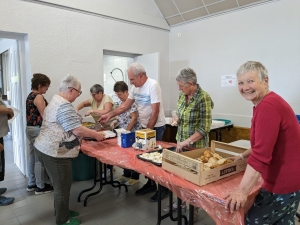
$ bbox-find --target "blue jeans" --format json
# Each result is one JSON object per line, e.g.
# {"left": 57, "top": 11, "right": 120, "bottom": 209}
{"left": 154, "top": 125, "right": 166, "bottom": 141}
{"left": 26, "top": 126, "right": 50, "bottom": 188}
{"left": 143, "top": 125, "right": 166, "bottom": 189}
{"left": 0, "top": 137, "right": 4, "bottom": 181}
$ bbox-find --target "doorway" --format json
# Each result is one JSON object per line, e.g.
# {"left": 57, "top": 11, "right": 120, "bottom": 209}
{"left": 103, "top": 50, "right": 160, "bottom": 105}
{"left": 0, "top": 32, "right": 31, "bottom": 175}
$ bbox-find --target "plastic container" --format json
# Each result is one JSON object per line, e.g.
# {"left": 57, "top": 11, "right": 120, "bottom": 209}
{"left": 72, "top": 151, "right": 95, "bottom": 181}
{"left": 296, "top": 115, "right": 300, "bottom": 124}
{"left": 213, "top": 119, "right": 231, "bottom": 125}
{"left": 121, "top": 132, "right": 135, "bottom": 148}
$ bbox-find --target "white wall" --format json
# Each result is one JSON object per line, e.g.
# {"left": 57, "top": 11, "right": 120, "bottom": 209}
{"left": 0, "top": 0, "right": 170, "bottom": 114}
{"left": 32, "top": 0, "right": 169, "bottom": 30}
{"left": 169, "top": 0, "right": 300, "bottom": 127}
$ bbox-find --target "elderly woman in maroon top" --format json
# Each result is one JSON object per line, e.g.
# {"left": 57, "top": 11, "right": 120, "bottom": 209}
{"left": 26, "top": 73, "right": 53, "bottom": 194}
{"left": 224, "top": 61, "right": 300, "bottom": 225}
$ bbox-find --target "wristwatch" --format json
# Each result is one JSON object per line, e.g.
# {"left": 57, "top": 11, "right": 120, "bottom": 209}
{"left": 188, "top": 138, "right": 193, "bottom": 145}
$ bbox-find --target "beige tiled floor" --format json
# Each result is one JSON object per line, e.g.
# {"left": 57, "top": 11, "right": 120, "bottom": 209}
{"left": 1, "top": 136, "right": 300, "bottom": 225}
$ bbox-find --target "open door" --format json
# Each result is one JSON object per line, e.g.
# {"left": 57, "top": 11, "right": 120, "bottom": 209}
{"left": 133, "top": 52, "right": 159, "bottom": 81}
{"left": 7, "top": 40, "right": 27, "bottom": 175}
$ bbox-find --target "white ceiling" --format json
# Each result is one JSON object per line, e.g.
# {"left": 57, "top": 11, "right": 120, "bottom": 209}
{"left": 154, "top": 0, "right": 278, "bottom": 26}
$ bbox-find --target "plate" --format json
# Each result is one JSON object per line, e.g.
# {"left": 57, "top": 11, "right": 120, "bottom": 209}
{"left": 136, "top": 147, "right": 189, "bottom": 166}
{"left": 137, "top": 150, "right": 163, "bottom": 166}
{"left": 83, "top": 130, "right": 116, "bottom": 141}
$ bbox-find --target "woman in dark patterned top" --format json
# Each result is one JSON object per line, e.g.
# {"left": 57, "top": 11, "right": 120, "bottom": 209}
{"left": 26, "top": 73, "right": 53, "bottom": 194}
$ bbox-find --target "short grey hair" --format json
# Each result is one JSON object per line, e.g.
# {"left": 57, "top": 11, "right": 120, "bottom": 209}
{"left": 237, "top": 61, "right": 268, "bottom": 81}
{"left": 90, "top": 84, "right": 104, "bottom": 94}
{"left": 127, "top": 62, "right": 146, "bottom": 77}
{"left": 59, "top": 75, "right": 81, "bottom": 92}
{"left": 176, "top": 68, "right": 197, "bottom": 85}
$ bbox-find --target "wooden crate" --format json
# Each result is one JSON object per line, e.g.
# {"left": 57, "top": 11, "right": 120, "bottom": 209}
{"left": 162, "top": 141, "right": 248, "bottom": 186}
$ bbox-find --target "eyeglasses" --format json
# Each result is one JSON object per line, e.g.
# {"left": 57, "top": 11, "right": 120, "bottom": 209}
{"left": 68, "top": 87, "right": 82, "bottom": 96}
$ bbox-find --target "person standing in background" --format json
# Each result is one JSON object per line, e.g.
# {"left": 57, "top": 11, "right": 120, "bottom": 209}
{"left": 112, "top": 81, "right": 142, "bottom": 186}
{"left": 0, "top": 98, "right": 15, "bottom": 206}
{"left": 76, "top": 84, "right": 116, "bottom": 129}
{"left": 100, "top": 62, "right": 168, "bottom": 202}
{"left": 26, "top": 73, "right": 53, "bottom": 195}
{"left": 76, "top": 84, "right": 117, "bottom": 178}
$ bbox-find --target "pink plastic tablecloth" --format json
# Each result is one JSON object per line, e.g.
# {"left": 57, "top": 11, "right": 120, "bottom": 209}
{"left": 81, "top": 138, "right": 263, "bottom": 225}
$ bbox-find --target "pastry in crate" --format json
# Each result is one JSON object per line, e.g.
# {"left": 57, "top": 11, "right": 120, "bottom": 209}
{"left": 197, "top": 150, "right": 233, "bottom": 171}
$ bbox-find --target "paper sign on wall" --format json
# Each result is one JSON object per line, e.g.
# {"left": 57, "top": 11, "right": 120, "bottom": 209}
{"left": 221, "top": 75, "right": 236, "bottom": 87}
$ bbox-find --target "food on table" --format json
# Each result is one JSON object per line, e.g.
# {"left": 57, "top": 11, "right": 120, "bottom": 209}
{"left": 97, "top": 131, "right": 105, "bottom": 136}
{"left": 140, "top": 151, "right": 162, "bottom": 164}
{"left": 196, "top": 150, "right": 233, "bottom": 170}
{"left": 82, "top": 122, "right": 95, "bottom": 127}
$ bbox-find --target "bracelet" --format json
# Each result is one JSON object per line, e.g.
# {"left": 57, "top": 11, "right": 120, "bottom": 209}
{"left": 239, "top": 154, "right": 244, "bottom": 159}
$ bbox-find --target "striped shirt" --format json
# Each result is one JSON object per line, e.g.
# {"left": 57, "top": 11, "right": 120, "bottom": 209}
{"left": 34, "top": 94, "right": 81, "bottom": 158}
{"left": 176, "top": 85, "right": 213, "bottom": 148}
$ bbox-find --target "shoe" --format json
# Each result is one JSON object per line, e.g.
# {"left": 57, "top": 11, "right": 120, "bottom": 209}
{"left": 26, "top": 184, "right": 37, "bottom": 192}
{"left": 0, "top": 196, "right": 14, "bottom": 206}
{"left": 0, "top": 188, "right": 7, "bottom": 195}
{"left": 102, "top": 168, "right": 111, "bottom": 178}
{"left": 115, "top": 176, "right": 130, "bottom": 183}
{"left": 35, "top": 183, "right": 54, "bottom": 195}
{"left": 57, "top": 218, "right": 81, "bottom": 225}
{"left": 135, "top": 184, "right": 157, "bottom": 196}
{"left": 163, "top": 201, "right": 187, "bottom": 212}
{"left": 70, "top": 210, "right": 79, "bottom": 217}
{"left": 125, "top": 178, "right": 139, "bottom": 186}
{"left": 187, "top": 207, "right": 198, "bottom": 224}
{"left": 150, "top": 188, "right": 169, "bottom": 202}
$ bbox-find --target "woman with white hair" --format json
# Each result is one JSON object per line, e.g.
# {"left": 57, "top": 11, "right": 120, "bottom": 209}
{"left": 225, "top": 61, "right": 300, "bottom": 225}
{"left": 34, "top": 75, "right": 105, "bottom": 225}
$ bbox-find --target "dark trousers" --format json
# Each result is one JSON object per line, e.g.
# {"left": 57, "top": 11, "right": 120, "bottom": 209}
{"left": 245, "top": 188, "right": 300, "bottom": 225}
{"left": 34, "top": 147, "right": 73, "bottom": 224}
{"left": 0, "top": 137, "right": 5, "bottom": 181}
{"left": 123, "top": 169, "right": 139, "bottom": 180}
{"left": 143, "top": 125, "right": 168, "bottom": 191}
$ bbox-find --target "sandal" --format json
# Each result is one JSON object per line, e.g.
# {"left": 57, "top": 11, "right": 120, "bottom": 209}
{"left": 163, "top": 201, "right": 187, "bottom": 212}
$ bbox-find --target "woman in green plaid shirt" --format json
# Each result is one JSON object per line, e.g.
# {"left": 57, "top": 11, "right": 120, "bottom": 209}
{"left": 164, "top": 68, "right": 214, "bottom": 222}
{"left": 174, "top": 68, "right": 214, "bottom": 152}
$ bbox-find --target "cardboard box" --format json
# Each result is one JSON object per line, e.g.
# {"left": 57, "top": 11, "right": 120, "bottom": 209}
{"left": 162, "top": 141, "right": 248, "bottom": 186}
{"left": 121, "top": 131, "right": 135, "bottom": 148}
{"left": 135, "top": 129, "right": 156, "bottom": 150}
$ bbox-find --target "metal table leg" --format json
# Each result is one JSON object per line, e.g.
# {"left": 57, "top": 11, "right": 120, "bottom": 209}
{"left": 188, "top": 204, "right": 194, "bottom": 225}
{"left": 156, "top": 185, "right": 188, "bottom": 225}
{"left": 78, "top": 160, "right": 128, "bottom": 207}
{"left": 78, "top": 158, "right": 98, "bottom": 203}
{"left": 177, "top": 198, "right": 188, "bottom": 225}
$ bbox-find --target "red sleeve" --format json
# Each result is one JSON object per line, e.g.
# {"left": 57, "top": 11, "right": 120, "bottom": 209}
{"left": 247, "top": 102, "right": 281, "bottom": 174}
